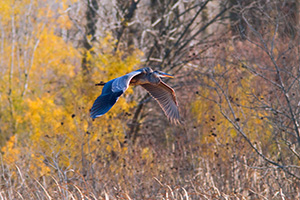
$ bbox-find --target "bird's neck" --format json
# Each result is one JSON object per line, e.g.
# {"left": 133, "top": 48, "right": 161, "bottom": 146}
{"left": 147, "top": 73, "right": 160, "bottom": 84}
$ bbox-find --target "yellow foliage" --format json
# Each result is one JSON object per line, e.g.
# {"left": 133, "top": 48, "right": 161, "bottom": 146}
{"left": 1, "top": 29, "right": 142, "bottom": 179}
{"left": 0, "top": 1, "right": 12, "bottom": 24}
{"left": 191, "top": 63, "right": 273, "bottom": 159}
{"left": 141, "top": 147, "right": 153, "bottom": 161}
{"left": 30, "top": 153, "right": 51, "bottom": 176}
{"left": 0, "top": 0, "right": 150, "bottom": 182}
{"left": 1, "top": 135, "right": 20, "bottom": 165}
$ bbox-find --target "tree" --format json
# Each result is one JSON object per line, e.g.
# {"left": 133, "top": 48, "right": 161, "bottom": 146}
{"left": 196, "top": 0, "right": 300, "bottom": 186}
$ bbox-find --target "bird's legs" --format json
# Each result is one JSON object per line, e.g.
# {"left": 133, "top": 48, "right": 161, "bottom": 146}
{"left": 95, "top": 81, "right": 106, "bottom": 86}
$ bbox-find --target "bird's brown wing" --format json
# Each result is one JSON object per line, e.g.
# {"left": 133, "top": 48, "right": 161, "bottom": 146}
{"left": 141, "top": 81, "right": 181, "bottom": 124}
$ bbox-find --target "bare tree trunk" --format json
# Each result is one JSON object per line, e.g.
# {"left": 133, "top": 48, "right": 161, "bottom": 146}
{"left": 81, "top": 0, "right": 99, "bottom": 76}
{"left": 115, "top": 0, "right": 141, "bottom": 51}
{"left": 80, "top": 0, "right": 99, "bottom": 183}
{"left": 8, "top": 9, "right": 16, "bottom": 135}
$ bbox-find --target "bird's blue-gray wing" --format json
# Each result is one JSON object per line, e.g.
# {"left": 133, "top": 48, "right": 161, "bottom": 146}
{"left": 90, "top": 70, "right": 142, "bottom": 119}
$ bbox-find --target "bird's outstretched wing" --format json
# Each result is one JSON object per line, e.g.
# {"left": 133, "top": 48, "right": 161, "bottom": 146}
{"left": 141, "top": 81, "right": 181, "bottom": 124}
{"left": 90, "top": 70, "right": 142, "bottom": 119}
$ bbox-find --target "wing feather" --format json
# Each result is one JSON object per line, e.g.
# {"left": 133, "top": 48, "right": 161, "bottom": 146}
{"left": 141, "top": 81, "right": 180, "bottom": 124}
{"left": 90, "top": 70, "right": 143, "bottom": 119}
{"left": 111, "top": 70, "right": 142, "bottom": 93}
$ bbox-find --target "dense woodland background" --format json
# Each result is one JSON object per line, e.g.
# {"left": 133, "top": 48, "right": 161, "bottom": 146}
{"left": 0, "top": 0, "right": 300, "bottom": 199}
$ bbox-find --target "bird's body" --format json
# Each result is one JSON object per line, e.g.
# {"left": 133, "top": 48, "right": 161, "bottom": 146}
{"left": 90, "top": 67, "right": 180, "bottom": 124}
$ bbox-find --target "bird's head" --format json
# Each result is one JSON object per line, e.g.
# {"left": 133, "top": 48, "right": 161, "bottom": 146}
{"left": 153, "top": 70, "right": 174, "bottom": 78}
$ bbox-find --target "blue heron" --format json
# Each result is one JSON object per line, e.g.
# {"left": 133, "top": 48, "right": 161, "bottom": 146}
{"left": 90, "top": 67, "right": 180, "bottom": 124}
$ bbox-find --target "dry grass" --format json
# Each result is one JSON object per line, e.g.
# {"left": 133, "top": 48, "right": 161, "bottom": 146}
{"left": 1, "top": 144, "right": 298, "bottom": 200}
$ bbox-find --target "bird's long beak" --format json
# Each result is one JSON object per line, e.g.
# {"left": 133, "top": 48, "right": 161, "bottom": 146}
{"left": 160, "top": 71, "right": 174, "bottom": 78}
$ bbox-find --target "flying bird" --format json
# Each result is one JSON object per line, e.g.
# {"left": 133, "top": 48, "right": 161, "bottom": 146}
{"left": 90, "top": 67, "right": 180, "bottom": 124}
